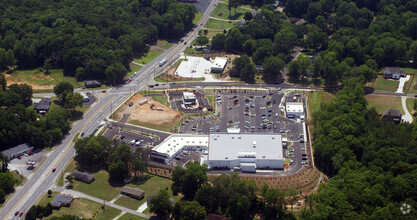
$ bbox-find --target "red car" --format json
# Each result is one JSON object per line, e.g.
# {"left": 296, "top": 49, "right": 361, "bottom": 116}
{"left": 17, "top": 156, "right": 21, "bottom": 159}
{"left": 102, "top": 90, "right": 106, "bottom": 93}
{"left": 52, "top": 168, "right": 56, "bottom": 172}
{"left": 19, "top": 212, "right": 23, "bottom": 217}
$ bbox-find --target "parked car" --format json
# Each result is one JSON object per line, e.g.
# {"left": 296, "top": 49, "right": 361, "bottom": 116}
{"left": 52, "top": 168, "right": 56, "bottom": 172}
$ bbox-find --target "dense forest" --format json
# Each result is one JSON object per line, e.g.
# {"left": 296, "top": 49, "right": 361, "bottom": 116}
{"left": 0, "top": 0, "right": 196, "bottom": 85}
{"left": 309, "top": 77, "right": 417, "bottom": 219}
{"left": 214, "top": 0, "right": 417, "bottom": 86}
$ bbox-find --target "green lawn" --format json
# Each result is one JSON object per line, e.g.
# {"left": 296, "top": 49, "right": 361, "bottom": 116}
{"left": 126, "top": 63, "right": 143, "bottom": 79}
{"left": 159, "top": 42, "right": 174, "bottom": 50}
{"left": 365, "top": 95, "right": 404, "bottom": 114}
{"left": 307, "top": 92, "right": 335, "bottom": 117}
{"left": 119, "top": 213, "right": 148, "bottom": 220}
{"left": 403, "top": 68, "right": 417, "bottom": 93}
{"left": 12, "top": 170, "right": 25, "bottom": 186}
{"left": 374, "top": 75, "right": 399, "bottom": 92}
{"left": 38, "top": 191, "right": 59, "bottom": 206}
{"left": 193, "top": 11, "right": 204, "bottom": 24}
{"left": 3, "top": 69, "right": 84, "bottom": 89}
{"left": 48, "top": 198, "right": 120, "bottom": 220}
{"left": 114, "top": 195, "right": 142, "bottom": 210}
{"left": 406, "top": 98, "right": 417, "bottom": 118}
{"left": 134, "top": 49, "right": 164, "bottom": 65}
{"left": 126, "top": 174, "right": 182, "bottom": 207}
{"left": 73, "top": 170, "right": 121, "bottom": 201}
{"left": 57, "top": 160, "right": 77, "bottom": 186}
{"left": 204, "top": 18, "right": 236, "bottom": 30}
{"left": 184, "top": 46, "right": 200, "bottom": 54}
{"left": 211, "top": 3, "right": 250, "bottom": 20}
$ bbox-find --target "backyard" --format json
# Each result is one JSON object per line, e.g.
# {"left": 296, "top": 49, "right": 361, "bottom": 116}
{"left": 373, "top": 75, "right": 399, "bottom": 92}
{"left": 365, "top": 95, "right": 404, "bottom": 114}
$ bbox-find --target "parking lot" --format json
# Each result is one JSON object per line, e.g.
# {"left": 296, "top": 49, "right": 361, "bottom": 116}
{"left": 8, "top": 149, "right": 49, "bottom": 177}
{"left": 177, "top": 89, "right": 309, "bottom": 170}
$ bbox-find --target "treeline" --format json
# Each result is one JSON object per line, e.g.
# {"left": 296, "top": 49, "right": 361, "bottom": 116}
{"left": 74, "top": 136, "right": 149, "bottom": 183}
{"left": 148, "top": 162, "right": 301, "bottom": 219}
{"left": 0, "top": 0, "right": 196, "bottom": 84}
{"left": 308, "top": 77, "right": 417, "bottom": 218}
{"left": 213, "top": 0, "right": 417, "bottom": 86}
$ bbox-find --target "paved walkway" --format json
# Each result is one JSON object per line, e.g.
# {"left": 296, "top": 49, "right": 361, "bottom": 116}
{"left": 137, "top": 201, "right": 148, "bottom": 213}
{"left": 396, "top": 75, "right": 410, "bottom": 93}
{"left": 113, "top": 211, "right": 126, "bottom": 220}
{"left": 132, "top": 61, "right": 145, "bottom": 66}
{"left": 53, "top": 186, "right": 151, "bottom": 219}
{"left": 209, "top": 16, "right": 240, "bottom": 22}
{"left": 401, "top": 96, "right": 413, "bottom": 123}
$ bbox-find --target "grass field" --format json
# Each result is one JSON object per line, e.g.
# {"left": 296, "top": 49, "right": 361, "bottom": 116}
{"left": 193, "top": 11, "right": 204, "bottom": 24}
{"left": 126, "top": 63, "right": 143, "bottom": 79}
{"left": 307, "top": 92, "right": 335, "bottom": 116}
{"left": 3, "top": 69, "right": 84, "bottom": 90}
{"left": 38, "top": 191, "right": 59, "bottom": 206}
{"left": 73, "top": 170, "right": 121, "bottom": 201}
{"left": 49, "top": 197, "right": 120, "bottom": 219}
{"left": 184, "top": 46, "right": 200, "bottom": 54}
{"left": 71, "top": 169, "right": 181, "bottom": 208}
{"left": 134, "top": 49, "right": 164, "bottom": 65}
{"left": 374, "top": 75, "right": 399, "bottom": 92}
{"left": 126, "top": 174, "right": 182, "bottom": 207}
{"left": 211, "top": 3, "right": 250, "bottom": 20}
{"left": 119, "top": 213, "right": 148, "bottom": 220}
{"left": 114, "top": 195, "right": 142, "bottom": 210}
{"left": 365, "top": 95, "right": 404, "bottom": 114}
{"left": 159, "top": 42, "right": 174, "bottom": 50}
{"left": 12, "top": 170, "right": 25, "bottom": 186}
{"left": 204, "top": 18, "right": 236, "bottom": 30}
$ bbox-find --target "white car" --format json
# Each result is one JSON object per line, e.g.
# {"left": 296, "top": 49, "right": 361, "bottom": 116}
{"left": 129, "top": 140, "right": 136, "bottom": 145}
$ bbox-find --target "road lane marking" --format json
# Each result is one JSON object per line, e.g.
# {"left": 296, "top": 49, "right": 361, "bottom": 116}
{"left": 4, "top": 192, "right": 28, "bottom": 219}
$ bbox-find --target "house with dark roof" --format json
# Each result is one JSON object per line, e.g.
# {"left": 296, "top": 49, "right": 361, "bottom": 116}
{"left": 84, "top": 80, "right": 101, "bottom": 88}
{"left": 70, "top": 171, "right": 95, "bottom": 184}
{"left": 1, "top": 143, "right": 33, "bottom": 159}
{"left": 34, "top": 98, "right": 51, "bottom": 114}
{"left": 120, "top": 186, "right": 145, "bottom": 200}
{"left": 381, "top": 108, "right": 402, "bottom": 123}
{"left": 384, "top": 67, "right": 406, "bottom": 80}
{"left": 51, "top": 194, "right": 73, "bottom": 209}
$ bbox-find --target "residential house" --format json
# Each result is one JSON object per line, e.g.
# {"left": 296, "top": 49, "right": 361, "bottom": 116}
{"left": 84, "top": 80, "right": 101, "bottom": 88}
{"left": 70, "top": 171, "right": 95, "bottom": 184}
{"left": 51, "top": 194, "right": 73, "bottom": 209}
{"left": 34, "top": 98, "right": 51, "bottom": 114}
{"left": 120, "top": 186, "right": 145, "bottom": 200}
{"left": 383, "top": 67, "right": 406, "bottom": 80}
{"left": 381, "top": 108, "right": 402, "bottom": 123}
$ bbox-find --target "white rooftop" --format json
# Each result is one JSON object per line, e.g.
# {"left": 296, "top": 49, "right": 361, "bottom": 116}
{"left": 183, "top": 92, "right": 196, "bottom": 99}
{"left": 208, "top": 133, "right": 283, "bottom": 161}
{"left": 212, "top": 57, "right": 227, "bottom": 69}
{"left": 176, "top": 56, "right": 226, "bottom": 82}
{"left": 152, "top": 135, "right": 209, "bottom": 158}
{"left": 286, "top": 103, "right": 304, "bottom": 113}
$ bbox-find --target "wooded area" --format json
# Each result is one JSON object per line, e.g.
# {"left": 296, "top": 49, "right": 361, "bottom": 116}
{"left": 0, "top": 0, "right": 196, "bottom": 85}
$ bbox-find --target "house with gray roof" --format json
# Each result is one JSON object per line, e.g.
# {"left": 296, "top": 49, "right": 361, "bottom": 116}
{"left": 70, "top": 171, "right": 95, "bottom": 184}
{"left": 120, "top": 186, "right": 145, "bottom": 200}
{"left": 51, "top": 194, "right": 73, "bottom": 209}
{"left": 34, "top": 98, "right": 51, "bottom": 114}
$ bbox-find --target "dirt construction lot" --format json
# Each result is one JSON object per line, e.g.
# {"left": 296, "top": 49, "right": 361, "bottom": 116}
{"left": 113, "top": 93, "right": 186, "bottom": 131}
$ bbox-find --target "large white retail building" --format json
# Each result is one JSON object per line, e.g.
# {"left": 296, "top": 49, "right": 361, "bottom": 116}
{"left": 206, "top": 133, "right": 284, "bottom": 172}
